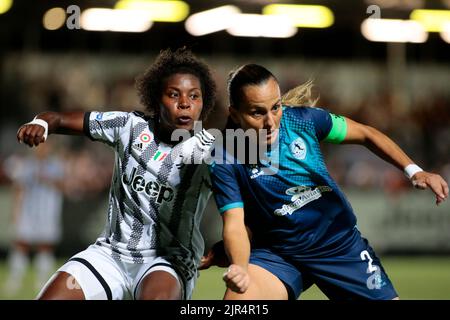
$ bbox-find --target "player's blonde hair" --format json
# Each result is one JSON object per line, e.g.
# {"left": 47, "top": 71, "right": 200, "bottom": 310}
{"left": 281, "top": 79, "right": 318, "bottom": 107}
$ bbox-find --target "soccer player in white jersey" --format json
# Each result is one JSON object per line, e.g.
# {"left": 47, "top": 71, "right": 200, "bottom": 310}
{"left": 16, "top": 48, "right": 217, "bottom": 300}
{"left": 3, "top": 142, "right": 64, "bottom": 295}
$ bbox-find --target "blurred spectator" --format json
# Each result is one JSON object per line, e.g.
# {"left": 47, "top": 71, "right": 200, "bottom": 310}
{"left": 2, "top": 142, "right": 65, "bottom": 295}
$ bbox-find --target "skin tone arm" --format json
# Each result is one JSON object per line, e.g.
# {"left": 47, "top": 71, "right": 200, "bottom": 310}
{"left": 222, "top": 208, "right": 251, "bottom": 293}
{"left": 343, "top": 117, "right": 449, "bottom": 205}
{"left": 17, "top": 112, "right": 85, "bottom": 147}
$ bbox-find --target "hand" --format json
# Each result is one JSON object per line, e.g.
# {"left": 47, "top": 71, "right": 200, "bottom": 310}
{"left": 199, "top": 250, "right": 214, "bottom": 270}
{"left": 411, "top": 171, "right": 449, "bottom": 206}
{"left": 17, "top": 123, "right": 46, "bottom": 147}
{"left": 198, "top": 240, "right": 230, "bottom": 270}
{"left": 222, "top": 264, "right": 250, "bottom": 293}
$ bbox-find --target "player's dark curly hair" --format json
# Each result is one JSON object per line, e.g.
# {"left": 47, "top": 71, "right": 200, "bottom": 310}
{"left": 136, "top": 47, "right": 216, "bottom": 120}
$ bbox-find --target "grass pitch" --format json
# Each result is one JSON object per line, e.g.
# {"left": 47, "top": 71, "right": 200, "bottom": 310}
{"left": 0, "top": 256, "right": 449, "bottom": 300}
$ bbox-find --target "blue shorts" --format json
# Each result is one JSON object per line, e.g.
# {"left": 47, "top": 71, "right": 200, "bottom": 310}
{"left": 249, "top": 230, "right": 398, "bottom": 300}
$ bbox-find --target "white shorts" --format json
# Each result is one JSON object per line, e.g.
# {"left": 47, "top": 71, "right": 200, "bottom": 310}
{"left": 39, "top": 244, "right": 195, "bottom": 300}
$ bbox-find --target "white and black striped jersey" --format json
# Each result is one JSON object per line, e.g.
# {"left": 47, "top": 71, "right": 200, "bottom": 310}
{"left": 4, "top": 155, "right": 64, "bottom": 243}
{"left": 83, "top": 111, "right": 215, "bottom": 283}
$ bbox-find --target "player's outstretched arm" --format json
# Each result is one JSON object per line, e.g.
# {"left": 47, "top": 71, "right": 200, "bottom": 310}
{"left": 342, "top": 117, "right": 449, "bottom": 205}
{"left": 222, "top": 208, "right": 251, "bottom": 293}
{"left": 17, "top": 111, "right": 85, "bottom": 147}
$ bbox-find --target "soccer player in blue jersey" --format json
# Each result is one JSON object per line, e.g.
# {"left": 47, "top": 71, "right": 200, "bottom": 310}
{"left": 16, "top": 48, "right": 217, "bottom": 300}
{"left": 207, "top": 64, "right": 448, "bottom": 300}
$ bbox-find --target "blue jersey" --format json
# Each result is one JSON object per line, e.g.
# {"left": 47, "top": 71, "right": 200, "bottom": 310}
{"left": 210, "top": 106, "right": 357, "bottom": 255}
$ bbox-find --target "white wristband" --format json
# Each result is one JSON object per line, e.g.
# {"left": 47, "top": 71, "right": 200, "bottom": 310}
{"left": 27, "top": 117, "right": 49, "bottom": 141}
{"left": 404, "top": 164, "right": 423, "bottom": 180}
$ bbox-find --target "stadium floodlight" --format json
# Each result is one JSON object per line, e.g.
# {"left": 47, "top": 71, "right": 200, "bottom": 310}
{"left": 81, "top": 8, "right": 153, "bottom": 32}
{"left": 361, "top": 18, "right": 428, "bottom": 43}
{"left": 262, "top": 4, "right": 334, "bottom": 28}
{"left": 0, "top": 0, "right": 12, "bottom": 14}
{"left": 43, "top": 7, "right": 66, "bottom": 31}
{"left": 227, "top": 14, "right": 297, "bottom": 38}
{"left": 410, "top": 9, "right": 450, "bottom": 32}
{"left": 115, "top": 0, "right": 189, "bottom": 22}
{"left": 185, "top": 5, "right": 241, "bottom": 36}
{"left": 440, "top": 23, "right": 450, "bottom": 43}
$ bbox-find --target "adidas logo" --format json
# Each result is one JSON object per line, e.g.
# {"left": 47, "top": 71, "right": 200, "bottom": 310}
{"left": 132, "top": 143, "right": 143, "bottom": 152}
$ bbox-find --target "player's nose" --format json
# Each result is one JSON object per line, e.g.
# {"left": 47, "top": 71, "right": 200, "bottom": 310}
{"left": 178, "top": 95, "right": 191, "bottom": 110}
{"left": 264, "top": 112, "right": 276, "bottom": 131}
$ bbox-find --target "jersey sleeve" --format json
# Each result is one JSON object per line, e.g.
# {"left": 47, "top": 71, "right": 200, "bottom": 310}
{"left": 323, "top": 113, "right": 347, "bottom": 144}
{"left": 308, "top": 107, "right": 347, "bottom": 144}
{"left": 83, "top": 111, "right": 130, "bottom": 145}
{"left": 209, "top": 163, "right": 244, "bottom": 214}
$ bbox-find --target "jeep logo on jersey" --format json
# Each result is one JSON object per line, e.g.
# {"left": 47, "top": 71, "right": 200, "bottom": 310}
{"left": 290, "top": 137, "right": 307, "bottom": 160}
{"left": 249, "top": 165, "right": 265, "bottom": 179}
{"left": 122, "top": 167, "right": 174, "bottom": 204}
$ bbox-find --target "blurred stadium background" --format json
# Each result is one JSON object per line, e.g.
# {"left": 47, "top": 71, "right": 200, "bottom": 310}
{"left": 0, "top": 0, "right": 449, "bottom": 299}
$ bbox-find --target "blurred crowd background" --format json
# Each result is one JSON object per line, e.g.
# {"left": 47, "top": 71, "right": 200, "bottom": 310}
{"left": 0, "top": 0, "right": 449, "bottom": 298}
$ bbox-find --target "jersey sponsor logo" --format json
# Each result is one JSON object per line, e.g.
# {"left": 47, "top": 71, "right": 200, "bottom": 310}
{"left": 122, "top": 167, "right": 174, "bottom": 204}
{"left": 290, "top": 137, "right": 307, "bottom": 160}
{"left": 249, "top": 165, "right": 265, "bottom": 179}
{"left": 274, "top": 185, "right": 332, "bottom": 216}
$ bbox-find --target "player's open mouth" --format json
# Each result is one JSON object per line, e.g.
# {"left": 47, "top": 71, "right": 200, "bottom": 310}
{"left": 177, "top": 116, "right": 192, "bottom": 125}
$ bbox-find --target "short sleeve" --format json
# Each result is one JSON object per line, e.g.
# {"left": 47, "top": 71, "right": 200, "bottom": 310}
{"left": 307, "top": 107, "right": 333, "bottom": 141}
{"left": 209, "top": 163, "right": 244, "bottom": 214}
{"left": 84, "top": 111, "right": 130, "bottom": 145}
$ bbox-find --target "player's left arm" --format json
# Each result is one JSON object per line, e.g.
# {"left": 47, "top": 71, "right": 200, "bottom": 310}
{"left": 342, "top": 117, "right": 449, "bottom": 205}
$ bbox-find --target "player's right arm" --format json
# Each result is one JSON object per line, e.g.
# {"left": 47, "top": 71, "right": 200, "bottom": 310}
{"left": 222, "top": 207, "right": 251, "bottom": 294}
{"left": 209, "top": 161, "right": 252, "bottom": 293}
{"left": 17, "top": 112, "right": 85, "bottom": 147}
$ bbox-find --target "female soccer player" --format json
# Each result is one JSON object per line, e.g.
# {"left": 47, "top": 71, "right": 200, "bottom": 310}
{"left": 16, "top": 48, "right": 217, "bottom": 300}
{"left": 209, "top": 64, "right": 448, "bottom": 300}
